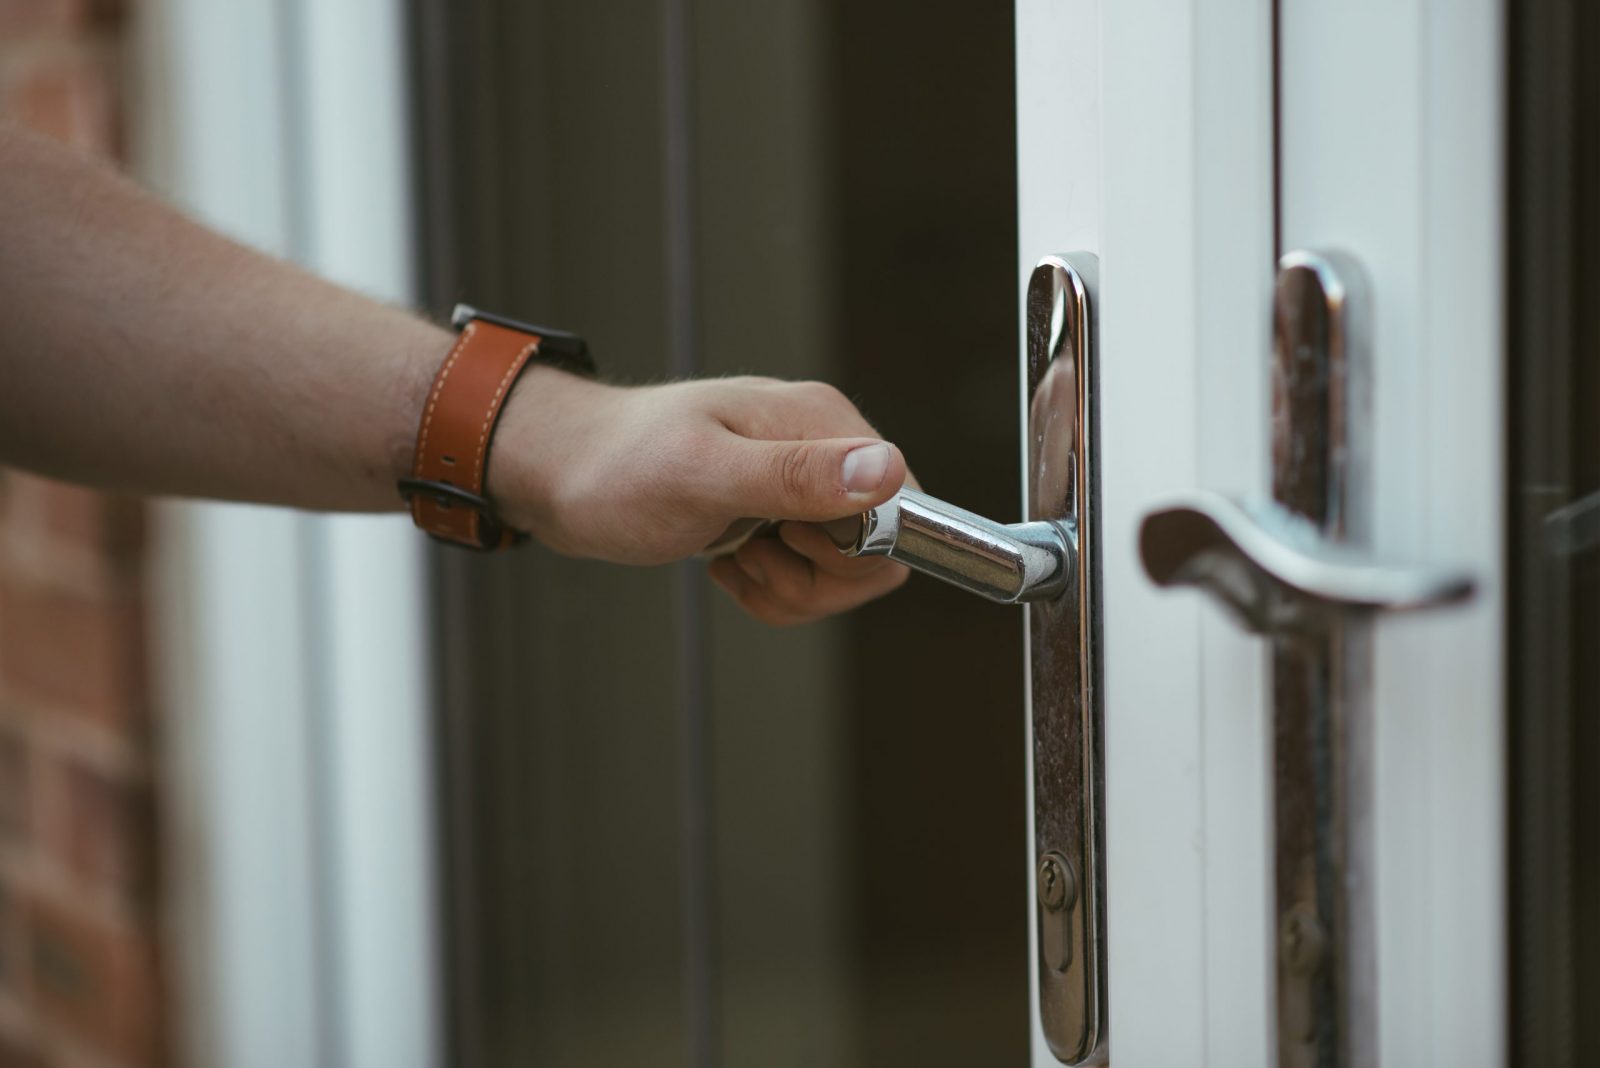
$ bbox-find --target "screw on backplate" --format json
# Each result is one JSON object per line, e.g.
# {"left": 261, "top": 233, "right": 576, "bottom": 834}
{"left": 1037, "top": 852, "right": 1076, "bottom": 913}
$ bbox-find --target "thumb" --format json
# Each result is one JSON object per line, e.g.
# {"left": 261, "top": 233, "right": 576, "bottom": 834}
{"left": 719, "top": 437, "right": 907, "bottom": 522}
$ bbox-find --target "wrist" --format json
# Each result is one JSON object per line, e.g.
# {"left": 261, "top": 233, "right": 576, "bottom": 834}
{"left": 483, "top": 363, "right": 620, "bottom": 539}
{"left": 398, "top": 306, "right": 598, "bottom": 549}
{"left": 387, "top": 321, "right": 455, "bottom": 489}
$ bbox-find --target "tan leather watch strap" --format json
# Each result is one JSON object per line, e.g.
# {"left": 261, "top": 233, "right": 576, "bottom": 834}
{"left": 404, "top": 317, "right": 540, "bottom": 549}
{"left": 400, "top": 306, "right": 592, "bottom": 550}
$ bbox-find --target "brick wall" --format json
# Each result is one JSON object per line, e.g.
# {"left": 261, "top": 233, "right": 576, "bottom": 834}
{"left": 0, "top": 3, "right": 169, "bottom": 1067}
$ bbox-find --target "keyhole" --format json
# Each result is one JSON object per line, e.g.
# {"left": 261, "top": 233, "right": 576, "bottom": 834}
{"left": 1037, "top": 852, "right": 1077, "bottom": 973}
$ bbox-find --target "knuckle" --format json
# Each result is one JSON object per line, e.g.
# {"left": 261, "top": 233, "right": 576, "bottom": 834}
{"left": 766, "top": 567, "right": 814, "bottom": 606}
{"left": 718, "top": 374, "right": 784, "bottom": 395}
{"left": 749, "top": 596, "right": 796, "bottom": 627}
{"left": 791, "top": 379, "right": 848, "bottom": 409}
{"left": 768, "top": 605, "right": 812, "bottom": 627}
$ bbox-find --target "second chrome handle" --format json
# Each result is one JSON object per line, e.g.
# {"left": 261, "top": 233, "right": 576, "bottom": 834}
{"left": 1139, "top": 491, "right": 1474, "bottom": 636}
{"left": 825, "top": 488, "right": 1075, "bottom": 605}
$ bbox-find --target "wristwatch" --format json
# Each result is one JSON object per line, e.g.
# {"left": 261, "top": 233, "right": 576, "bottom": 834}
{"left": 398, "top": 304, "right": 594, "bottom": 550}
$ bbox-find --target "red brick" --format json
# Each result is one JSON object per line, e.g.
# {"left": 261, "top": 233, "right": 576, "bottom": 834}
{"left": 0, "top": 728, "right": 28, "bottom": 848}
{"left": 1, "top": 49, "right": 119, "bottom": 156}
{"left": 38, "top": 760, "right": 155, "bottom": 907}
{"left": 0, "top": 572, "right": 147, "bottom": 734}
{"left": 25, "top": 894, "right": 163, "bottom": 1065}
{"left": 0, "top": 1029, "right": 45, "bottom": 1068}
{"left": 0, "top": 877, "right": 20, "bottom": 1004}
{"left": 0, "top": 0, "right": 124, "bottom": 35}
{"left": 0, "top": 7, "right": 163, "bottom": 1064}
{"left": 84, "top": 0, "right": 124, "bottom": 28}
{"left": 0, "top": 0, "right": 90, "bottom": 36}
{"left": 0, "top": 474, "right": 145, "bottom": 565}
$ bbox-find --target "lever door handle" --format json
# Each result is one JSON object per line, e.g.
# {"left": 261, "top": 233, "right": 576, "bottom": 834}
{"left": 1138, "top": 490, "right": 1473, "bottom": 636}
{"left": 826, "top": 488, "right": 1074, "bottom": 604}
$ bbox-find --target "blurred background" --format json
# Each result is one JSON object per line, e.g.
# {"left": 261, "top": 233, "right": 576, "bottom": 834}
{"left": 0, "top": 1, "right": 1026, "bottom": 1066}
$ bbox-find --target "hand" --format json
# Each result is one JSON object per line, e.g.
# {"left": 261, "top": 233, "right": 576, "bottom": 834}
{"left": 489, "top": 368, "right": 911, "bottom": 623}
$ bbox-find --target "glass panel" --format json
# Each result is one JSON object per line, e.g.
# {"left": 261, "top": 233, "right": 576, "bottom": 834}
{"left": 412, "top": 2, "right": 1025, "bottom": 1065}
{"left": 1507, "top": 0, "right": 1600, "bottom": 1060}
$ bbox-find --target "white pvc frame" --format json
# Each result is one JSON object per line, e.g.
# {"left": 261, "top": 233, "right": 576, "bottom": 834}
{"left": 1280, "top": 3, "right": 1506, "bottom": 1061}
{"left": 1017, "top": 0, "right": 1503, "bottom": 1063}
{"left": 1017, "top": 1, "right": 1276, "bottom": 1062}
{"left": 140, "top": 2, "right": 438, "bottom": 1066}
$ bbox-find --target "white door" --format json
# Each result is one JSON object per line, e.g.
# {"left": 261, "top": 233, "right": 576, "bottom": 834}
{"left": 1015, "top": 1, "right": 1504, "bottom": 1064}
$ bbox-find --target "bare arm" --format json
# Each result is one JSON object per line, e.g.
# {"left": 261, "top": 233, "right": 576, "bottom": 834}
{"left": 0, "top": 124, "right": 445, "bottom": 511}
{"left": 0, "top": 125, "right": 908, "bottom": 622}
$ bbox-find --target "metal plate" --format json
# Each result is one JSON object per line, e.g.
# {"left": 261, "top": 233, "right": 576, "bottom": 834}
{"left": 1270, "top": 251, "right": 1376, "bottom": 1068}
{"left": 1025, "top": 254, "right": 1107, "bottom": 1064}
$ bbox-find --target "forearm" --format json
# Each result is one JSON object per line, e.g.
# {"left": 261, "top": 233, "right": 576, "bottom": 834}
{"left": 0, "top": 127, "right": 914, "bottom": 623}
{"left": 0, "top": 124, "right": 444, "bottom": 512}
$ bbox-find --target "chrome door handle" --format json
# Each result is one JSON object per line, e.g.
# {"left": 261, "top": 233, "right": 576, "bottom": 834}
{"left": 825, "top": 488, "right": 1074, "bottom": 604}
{"left": 1139, "top": 491, "right": 1472, "bottom": 636}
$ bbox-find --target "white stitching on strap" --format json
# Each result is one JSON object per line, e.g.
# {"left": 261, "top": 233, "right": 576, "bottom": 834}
{"left": 472, "top": 340, "right": 540, "bottom": 489}
{"left": 413, "top": 321, "right": 476, "bottom": 480}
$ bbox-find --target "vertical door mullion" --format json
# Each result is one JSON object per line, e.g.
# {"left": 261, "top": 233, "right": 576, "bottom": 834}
{"left": 1192, "top": 3, "right": 1277, "bottom": 1063}
{"left": 1096, "top": 0, "right": 1276, "bottom": 1062}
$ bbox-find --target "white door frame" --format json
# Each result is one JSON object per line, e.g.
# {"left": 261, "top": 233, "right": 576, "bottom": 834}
{"left": 1018, "top": 0, "right": 1276, "bottom": 1061}
{"left": 1017, "top": 1, "right": 1504, "bottom": 1063}
{"left": 137, "top": 2, "right": 439, "bottom": 1066}
{"left": 1279, "top": 4, "right": 1505, "bottom": 1062}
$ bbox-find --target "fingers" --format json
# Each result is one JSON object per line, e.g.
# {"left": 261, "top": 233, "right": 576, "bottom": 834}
{"left": 707, "top": 525, "right": 908, "bottom": 625}
{"left": 707, "top": 558, "right": 808, "bottom": 626}
{"left": 712, "top": 435, "right": 908, "bottom": 523}
{"left": 777, "top": 519, "right": 886, "bottom": 579}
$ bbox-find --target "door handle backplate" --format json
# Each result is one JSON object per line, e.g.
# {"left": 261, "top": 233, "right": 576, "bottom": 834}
{"left": 1024, "top": 254, "right": 1106, "bottom": 1065}
{"left": 829, "top": 254, "right": 1106, "bottom": 1064}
